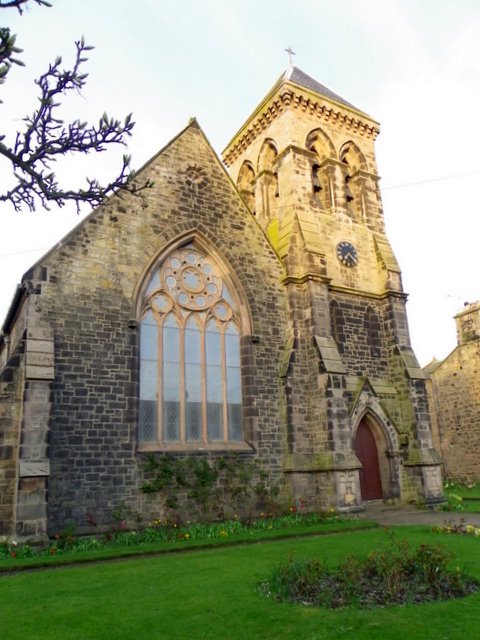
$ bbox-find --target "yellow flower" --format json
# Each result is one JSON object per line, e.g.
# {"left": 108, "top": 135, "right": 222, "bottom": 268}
{"left": 234, "top": 514, "right": 238, "bottom": 519}
{"left": 185, "top": 533, "right": 190, "bottom": 539}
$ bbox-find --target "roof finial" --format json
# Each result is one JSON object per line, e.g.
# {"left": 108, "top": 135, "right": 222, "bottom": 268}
{"left": 285, "top": 46, "right": 295, "bottom": 66}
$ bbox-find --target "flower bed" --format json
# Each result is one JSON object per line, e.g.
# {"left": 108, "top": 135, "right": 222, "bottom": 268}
{"left": 434, "top": 520, "right": 480, "bottom": 536}
{"left": 0, "top": 508, "right": 342, "bottom": 562}
{"left": 259, "top": 531, "right": 479, "bottom": 609}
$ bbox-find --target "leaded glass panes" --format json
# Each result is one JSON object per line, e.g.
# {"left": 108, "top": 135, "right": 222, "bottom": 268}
{"left": 206, "top": 363, "right": 223, "bottom": 440}
{"left": 185, "top": 318, "right": 202, "bottom": 440}
{"left": 206, "top": 320, "right": 223, "bottom": 441}
{"left": 140, "top": 311, "right": 158, "bottom": 361}
{"left": 206, "top": 320, "right": 222, "bottom": 365}
{"left": 162, "top": 315, "right": 180, "bottom": 441}
{"left": 226, "top": 323, "right": 242, "bottom": 441}
{"left": 139, "top": 311, "right": 158, "bottom": 441}
{"left": 138, "top": 244, "right": 244, "bottom": 445}
{"left": 139, "top": 400, "right": 158, "bottom": 441}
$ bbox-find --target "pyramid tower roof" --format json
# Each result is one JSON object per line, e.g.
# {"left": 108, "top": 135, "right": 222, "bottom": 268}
{"left": 222, "top": 66, "right": 379, "bottom": 167}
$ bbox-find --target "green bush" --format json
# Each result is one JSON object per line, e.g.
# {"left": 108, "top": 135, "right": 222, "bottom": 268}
{"left": 441, "top": 493, "right": 464, "bottom": 512}
{"left": 141, "top": 453, "right": 282, "bottom": 522}
{"left": 260, "top": 531, "right": 478, "bottom": 608}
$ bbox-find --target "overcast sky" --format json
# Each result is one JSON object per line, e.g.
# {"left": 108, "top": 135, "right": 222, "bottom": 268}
{"left": 1, "top": 0, "right": 480, "bottom": 366}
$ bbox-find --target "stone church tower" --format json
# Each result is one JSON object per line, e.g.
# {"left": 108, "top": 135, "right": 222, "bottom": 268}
{"left": 223, "top": 66, "right": 443, "bottom": 508}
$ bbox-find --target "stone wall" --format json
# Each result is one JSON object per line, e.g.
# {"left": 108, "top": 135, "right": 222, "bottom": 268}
{"left": 329, "top": 292, "right": 390, "bottom": 378}
{"left": 17, "top": 122, "right": 290, "bottom": 533}
{"left": 0, "top": 338, "right": 24, "bottom": 536}
{"left": 428, "top": 339, "right": 480, "bottom": 481}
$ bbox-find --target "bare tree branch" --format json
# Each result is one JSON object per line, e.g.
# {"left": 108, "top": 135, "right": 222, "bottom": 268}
{"left": 0, "top": 1, "right": 50, "bottom": 13}
{"left": 0, "top": 3, "right": 152, "bottom": 212}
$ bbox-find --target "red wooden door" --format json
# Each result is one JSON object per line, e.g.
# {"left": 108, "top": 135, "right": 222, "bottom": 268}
{"left": 354, "top": 419, "right": 383, "bottom": 500}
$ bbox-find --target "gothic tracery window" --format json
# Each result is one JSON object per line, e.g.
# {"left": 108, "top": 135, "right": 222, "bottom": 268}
{"left": 139, "top": 244, "right": 243, "bottom": 446}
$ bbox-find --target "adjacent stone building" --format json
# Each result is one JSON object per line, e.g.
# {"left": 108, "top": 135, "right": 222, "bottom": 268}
{"left": 0, "top": 66, "right": 443, "bottom": 540}
{"left": 425, "top": 302, "right": 480, "bottom": 481}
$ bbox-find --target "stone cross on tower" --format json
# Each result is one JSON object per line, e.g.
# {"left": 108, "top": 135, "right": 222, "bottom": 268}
{"left": 285, "top": 46, "right": 295, "bottom": 65}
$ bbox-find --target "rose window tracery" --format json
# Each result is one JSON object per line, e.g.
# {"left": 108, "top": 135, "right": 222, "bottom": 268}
{"left": 161, "top": 248, "right": 223, "bottom": 310}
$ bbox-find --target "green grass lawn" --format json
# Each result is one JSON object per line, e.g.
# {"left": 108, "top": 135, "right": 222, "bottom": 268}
{"left": 1, "top": 526, "right": 480, "bottom": 640}
{"left": 456, "top": 500, "right": 480, "bottom": 514}
{"left": 444, "top": 482, "right": 480, "bottom": 500}
{"left": 443, "top": 482, "right": 480, "bottom": 513}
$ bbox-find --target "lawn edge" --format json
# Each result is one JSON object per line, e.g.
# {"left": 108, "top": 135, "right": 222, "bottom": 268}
{"left": 0, "top": 521, "right": 379, "bottom": 575}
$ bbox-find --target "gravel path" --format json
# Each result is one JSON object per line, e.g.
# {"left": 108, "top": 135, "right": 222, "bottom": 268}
{"left": 359, "top": 502, "right": 480, "bottom": 527}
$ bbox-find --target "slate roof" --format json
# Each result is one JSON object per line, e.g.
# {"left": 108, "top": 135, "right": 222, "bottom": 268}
{"left": 222, "top": 65, "right": 377, "bottom": 164}
{"left": 280, "top": 65, "right": 361, "bottom": 112}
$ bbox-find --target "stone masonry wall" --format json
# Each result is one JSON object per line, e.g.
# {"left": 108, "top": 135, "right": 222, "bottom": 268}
{"left": 329, "top": 292, "right": 390, "bottom": 379}
{"left": 20, "top": 122, "right": 290, "bottom": 533}
{"left": 0, "top": 339, "right": 24, "bottom": 536}
{"left": 429, "top": 340, "right": 480, "bottom": 481}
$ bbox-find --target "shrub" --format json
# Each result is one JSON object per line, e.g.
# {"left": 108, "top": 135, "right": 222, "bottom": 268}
{"left": 441, "top": 493, "right": 464, "bottom": 512}
{"left": 141, "top": 453, "right": 282, "bottom": 523}
{"left": 259, "top": 531, "right": 479, "bottom": 608}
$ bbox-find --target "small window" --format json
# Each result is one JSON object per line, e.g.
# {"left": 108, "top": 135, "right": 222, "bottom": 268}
{"left": 330, "top": 301, "right": 344, "bottom": 352}
{"left": 139, "top": 244, "right": 244, "bottom": 446}
{"left": 366, "top": 306, "right": 381, "bottom": 357}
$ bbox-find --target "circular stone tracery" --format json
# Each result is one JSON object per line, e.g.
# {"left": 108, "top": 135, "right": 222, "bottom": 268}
{"left": 161, "top": 247, "right": 223, "bottom": 310}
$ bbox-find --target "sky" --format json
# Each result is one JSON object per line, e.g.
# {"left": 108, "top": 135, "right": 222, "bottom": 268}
{"left": 1, "top": 0, "right": 480, "bottom": 366}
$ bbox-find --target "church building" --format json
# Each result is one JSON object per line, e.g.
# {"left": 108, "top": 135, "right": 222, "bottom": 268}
{"left": 425, "top": 301, "right": 480, "bottom": 482}
{"left": 0, "top": 66, "right": 444, "bottom": 540}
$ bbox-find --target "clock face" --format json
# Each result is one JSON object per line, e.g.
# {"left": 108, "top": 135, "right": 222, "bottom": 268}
{"left": 336, "top": 241, "right": 358, "bottom": 268}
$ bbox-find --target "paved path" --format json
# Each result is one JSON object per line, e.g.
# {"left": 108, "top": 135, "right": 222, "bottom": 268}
{"left": 358, "top": 502, "right": 480, "bottom": 527}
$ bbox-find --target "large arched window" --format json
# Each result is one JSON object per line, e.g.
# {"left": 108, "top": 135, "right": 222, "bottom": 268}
{"left": 138, "top": 244, "right": 243, "bottom": 446}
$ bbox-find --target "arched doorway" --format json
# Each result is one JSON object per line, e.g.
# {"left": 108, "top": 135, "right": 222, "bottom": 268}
{"left": 354, "top": 418, "right": 383, "bottom": 500}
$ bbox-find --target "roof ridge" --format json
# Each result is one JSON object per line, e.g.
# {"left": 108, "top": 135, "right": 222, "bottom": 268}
{"left": 286, "top": 65, "right": 358, "bottom": 111}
